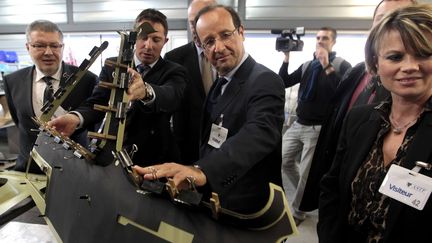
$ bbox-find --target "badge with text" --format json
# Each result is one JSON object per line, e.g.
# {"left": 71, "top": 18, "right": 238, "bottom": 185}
{"left": 208, "top": 123, "right": 228, "bottom": 148}
{"left": 379, "top": 164, "right": 432, "bottom": 210}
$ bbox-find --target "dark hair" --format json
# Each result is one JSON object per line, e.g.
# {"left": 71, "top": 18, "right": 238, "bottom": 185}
{"left": 135, "top": 8, "right": 168, "bottom": 36}
{"left": 372, "top": 0, "right": 417, "bottom": 20}
{"left": 319, "top": 26, "right": 337, "bottom": 40}
{"left": 25, "top": 19, "right": 63, "bottom": 42}
{"left": 194, "top": 4, "right": 242, "bottom": 31}
{"left": 365, "top": 4, "right": 432, "bottom": 75}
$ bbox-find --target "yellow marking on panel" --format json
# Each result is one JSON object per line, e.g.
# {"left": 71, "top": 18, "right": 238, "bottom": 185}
{"left": 117, "top": 215, "right": 194, "bottom": 243}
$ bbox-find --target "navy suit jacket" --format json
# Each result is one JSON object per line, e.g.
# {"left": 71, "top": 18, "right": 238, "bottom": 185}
{"left": 164, "top": 41, "right": 206, "bottom": 164}
{"left": 4, "top": 62, "right": 97, "bottom": 172}
{"left": 75, "top": 57, "right": 187, "bottom": 166}
{"left": 318, "top": 103, "right": 432, "bottom": 243}
{"left": 196, "top": 56, "right": 285, "bottom": 213}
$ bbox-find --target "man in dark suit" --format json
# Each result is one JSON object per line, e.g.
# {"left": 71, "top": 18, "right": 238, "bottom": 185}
{"left": 134, "top": 5, "right": 285, "bottom": 214}
{"left": 299, "top": 0, "right": 416, "bottom": 212}
{"left": 164, "top": 0, "right": 216, "bottom": 164}
{"left": 4, "top": 20, "right": 97, "bottom": 173}
{"left": 49, "top": 9, "right": 187, "bottom": 166}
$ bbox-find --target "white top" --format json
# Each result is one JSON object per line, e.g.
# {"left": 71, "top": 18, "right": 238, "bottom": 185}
{"left": 32, "top": 66, "right": 66, "bottom": 118}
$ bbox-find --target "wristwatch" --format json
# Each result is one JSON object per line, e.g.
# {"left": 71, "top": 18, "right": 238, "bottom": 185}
{"left": 142, "top": 82, "right": 154, "bottom": 101}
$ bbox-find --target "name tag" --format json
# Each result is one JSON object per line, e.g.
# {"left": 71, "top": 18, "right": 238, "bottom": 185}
{"left": 208, "top": 123, "right": 228, "bottom": 149}
{"left": 379, "top": 164, "right": 432, "bottom": 210}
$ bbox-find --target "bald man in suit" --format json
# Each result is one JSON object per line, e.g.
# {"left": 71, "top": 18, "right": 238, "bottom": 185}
{"left": 165, "top": 0, "right": 217, "bottom": 164}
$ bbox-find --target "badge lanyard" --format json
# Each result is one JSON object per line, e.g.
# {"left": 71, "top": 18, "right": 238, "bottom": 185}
{"left": 208, "top": 114, "right": 228, "bottom": 149}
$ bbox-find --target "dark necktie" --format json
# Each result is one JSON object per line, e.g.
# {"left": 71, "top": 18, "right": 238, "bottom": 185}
{"left": 42, "top": 76, "right": 54, "bottom": 104}
{"left": 206, "top": 77, "right": 228, "bottom": 114}
{"left": 136, "top": 64, "right": 151, "bottom": 79}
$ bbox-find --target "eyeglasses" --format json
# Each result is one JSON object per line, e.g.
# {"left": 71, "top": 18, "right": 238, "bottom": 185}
{"left": 29, "top": 43, "right": 64, "bottom": 51}
{"left": 202, "top": 28, "right": 238, "bottom": 51}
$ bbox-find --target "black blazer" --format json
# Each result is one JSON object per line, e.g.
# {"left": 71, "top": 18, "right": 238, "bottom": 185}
{"left": 75, "top": 57, "right": 187, "bottom": 166}
{"left": 4, "top": 62, "right": 98, "bottom": 171}
{"left": 301, "top": 62, "right": 390, "bottom": 211}
{"left": 164, "top": 42, "right": 206, "bottom": 164}
{"left": 318, "top": 103, "right": 432, "bottom": 243}
{"left": 196, "top": 56, "right": 285, "bottom": 213}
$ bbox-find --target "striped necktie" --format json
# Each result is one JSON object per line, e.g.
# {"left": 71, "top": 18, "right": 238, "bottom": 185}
{"left": 137, "top": 64, "right": 151, "bottom": 79}
{"left": 42, "top": 76, "right": 54, "bottom": 104}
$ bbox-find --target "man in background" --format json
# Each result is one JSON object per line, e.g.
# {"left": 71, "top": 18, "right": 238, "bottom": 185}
{"left": 278, "top": 26, "right": 351, "bottom": 224}
{"left": 165, "top": 0, "right": 217, "bottom": 164}
{"left": 4, "top": 20, "right": 98, "bottom": 173}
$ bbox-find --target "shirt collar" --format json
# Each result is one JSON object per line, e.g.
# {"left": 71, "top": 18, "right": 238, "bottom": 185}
{"left": 195, "top": 43, "right": 205, "bottom": 57}
{"left": 134, "top": 54, "right": 158, "bottom": 69}
{"left": 219, "top": 52, "right": 249, "bottom": 82}
{"left": 35, "top": 65, "right": 62, "bottom": 83}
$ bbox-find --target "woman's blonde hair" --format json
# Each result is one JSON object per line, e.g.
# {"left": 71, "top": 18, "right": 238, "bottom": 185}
{"left": 365, "top": 3, "right": 432, "bottom": 75}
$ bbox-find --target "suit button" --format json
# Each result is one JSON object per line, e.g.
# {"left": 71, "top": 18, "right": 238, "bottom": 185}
{"left": 150, "top": 130, "right": 155, "bottom": 135}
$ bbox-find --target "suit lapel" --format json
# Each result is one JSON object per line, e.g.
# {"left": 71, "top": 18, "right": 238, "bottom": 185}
{"left": 144, "top": 58, "right": 164, "bottom": 85}
{"left": 209, "top": 56, "right": 253, "bottom": 122}
{"left": 210, "top": 79, "right": 241, "bottom": 121}
{"left": 189, "top": 42, "right": 206, "bottom": 99}
{"left": 343, "top": 109, "right": 382, "bottom": 194}
{"left": 59, "top": 63, "right": 77, "bottom": 110}
{"left": 384, "top": 111, "right": 432, "bottom": 240}
{"left": 59, "top": 62, "right": 73, "bottom": 87}
{"left": 201, "top": 56, "right": 255, "bottom": 140}
{"left": 23, "top": 67, "right": 36, "bottom": 117}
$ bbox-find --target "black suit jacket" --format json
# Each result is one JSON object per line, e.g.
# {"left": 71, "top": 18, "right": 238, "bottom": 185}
{"left": 4, "top": 62, "right": 98, "bottom": 172}
{"left": 75, "top": 57, "right": 187, "bottom": 166}
{"left": 196, "top": 56, "right": 285, "bottom": 213}
{"left": 164, "top": 42, "right": 206, "bottom": 164}
{"left": 301, "top": 62, "right": 390, "bottom": 211}
{"left": 318, "top": 103, "right": 432, "bottom": 243}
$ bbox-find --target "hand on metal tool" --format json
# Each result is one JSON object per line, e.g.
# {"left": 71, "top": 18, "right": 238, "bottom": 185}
{"left": 127, "top": 67, "right": 147, "bottom": 101}
{"left": 47, "top": 113, "right": 80, "bottom": 137}
{"left": 133, "top": 163, "right": 207, "bottom": 190}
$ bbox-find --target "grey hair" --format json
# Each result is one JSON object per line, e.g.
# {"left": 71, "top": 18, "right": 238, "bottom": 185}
{"left": 25, "top": 19, "right": 63, "bottom": 42}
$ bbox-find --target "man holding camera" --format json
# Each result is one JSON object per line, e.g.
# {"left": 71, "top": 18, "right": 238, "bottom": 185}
{"left": 278, "top": 26, "right": 351, "bottom": 225}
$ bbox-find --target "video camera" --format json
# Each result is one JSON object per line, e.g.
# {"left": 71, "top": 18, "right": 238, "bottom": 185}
{"left": 271, "top": 27, "right": 305, "bottom": 52}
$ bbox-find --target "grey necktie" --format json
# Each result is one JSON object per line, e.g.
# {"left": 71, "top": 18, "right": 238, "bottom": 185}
{"left": 42, "top": 76, "right": 54, "bottom": 104}
{"left": 201, "top": 53, "right": 213, "bottom": 95}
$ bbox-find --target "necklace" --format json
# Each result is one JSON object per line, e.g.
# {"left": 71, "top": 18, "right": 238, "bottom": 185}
{"left": 389, "top": 111, "right": 422, "bottom": 135}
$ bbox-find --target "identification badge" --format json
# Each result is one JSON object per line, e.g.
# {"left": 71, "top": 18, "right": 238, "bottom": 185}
{"left": 208, "top": 123, "right": 228, "bottom": 148}
{"left": 379, "top": 164, "right": 432, "bottom": 210}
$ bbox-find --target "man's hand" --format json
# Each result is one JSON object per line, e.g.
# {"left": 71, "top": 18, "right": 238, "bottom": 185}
{"left": 127, "top": 67, "right": 147, "bottom": 101}
{"left": 315, "top": 45, "right": 330, "bottom": 68}
{"left": 282, "top": 51, "right": 290, "bottom": 63}
{"left": 47, "top": 113, "right": 80, "bottom": 137}
{"left": 133, "top": 163, "right": 207, "bottom": 190}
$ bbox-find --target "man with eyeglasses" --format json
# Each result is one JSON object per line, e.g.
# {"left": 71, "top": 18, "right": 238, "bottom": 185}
{"left": 4, "top": 19, "right": 98, "bottom": 173}
{"left": 134, "top": 5, "right": 285, "bottom": 214}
